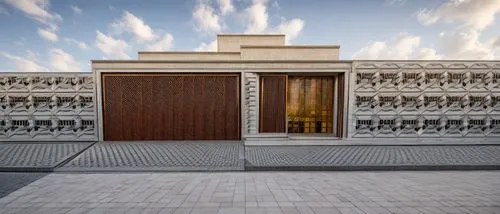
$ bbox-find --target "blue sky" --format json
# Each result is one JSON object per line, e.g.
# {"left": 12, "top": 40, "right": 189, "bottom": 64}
{"left": 0, "top": 0, "right": 499, "bottom": 72}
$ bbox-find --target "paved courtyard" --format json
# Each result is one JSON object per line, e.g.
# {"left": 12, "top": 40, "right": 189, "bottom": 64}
{"left": 0, "top": 143, "right": 93, "bottom": 172}
{"left": 59, "top": 142, "right": 244, "bottom": 172}
{"left": 245, "top": 145, "right": 500, "bottom": 170}
{"left": 0, "top": 171, "right": 499, "bottom": 214}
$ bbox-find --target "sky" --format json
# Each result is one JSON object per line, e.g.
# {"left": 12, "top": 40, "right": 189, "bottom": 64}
{"left": 0, "top": 0, "right": 499, "bottom": 73}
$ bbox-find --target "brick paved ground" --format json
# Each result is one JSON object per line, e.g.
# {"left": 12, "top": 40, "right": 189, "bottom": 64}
{"left": 0, "top": 171, "right": 499, "bottom": 213}
{"left": 0, "top": 173, "right": 47, "bottom": 198}
{"left": 0, "top": 143, "right": 93, "bottom": 172}
{"left": 245, "top": 145, "right": 500, "bottom": 170}
{"left": 59, "top": 141, "right": 244, "bottom": 171}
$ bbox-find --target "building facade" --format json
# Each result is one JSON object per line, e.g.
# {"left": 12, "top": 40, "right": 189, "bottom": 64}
{"left": 1, "top": 34, "right": 500, "bottom": 142}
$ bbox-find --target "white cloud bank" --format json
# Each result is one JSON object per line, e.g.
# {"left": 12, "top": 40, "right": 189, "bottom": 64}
{"left": 95, "top": 31, "right": 130, "bottom": 59}
{"left": 37, "top": 28, "right": 58, "bottom": 42}
{"left": 354, "top": 0, "right": 500, "bottom": 60}
{"left": 49, "top": 49, "right": 81, "bottom": 72}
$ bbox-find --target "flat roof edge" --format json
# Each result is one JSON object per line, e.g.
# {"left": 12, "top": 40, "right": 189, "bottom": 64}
{"left": 217, "top": 34, "right": 285, "bottom": 37}
{"left": 138, "top": 51, "right": 240, "bottom": 54}
{"left": 91, "top": 60, "right": 353, "bottom": 63}
{"left": 240, "top": 45, "right": 341, "bottom": 49}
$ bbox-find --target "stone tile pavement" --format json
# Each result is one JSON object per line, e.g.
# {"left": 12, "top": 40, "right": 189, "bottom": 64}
{"left": 0, "top": 142, "right": 94, "bottom": 172}
{"left": 0, "top": 173, "right": 47, "bottom": 198}
{"left": 58, "top": 141, "right": 245, "bottom": 172}
{"left": 245, "top": 145, "right": 500, "bottom": 170}
{"left": 0, "top": 171, "right": 499, "bottom": 213}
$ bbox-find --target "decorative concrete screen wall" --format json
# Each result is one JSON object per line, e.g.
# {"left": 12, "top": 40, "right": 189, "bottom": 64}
{"left": 0, "top": 73, "right": 97, "bottom": 141}
{"left": 348, "top": 61, "right": 500, "bottom": 138}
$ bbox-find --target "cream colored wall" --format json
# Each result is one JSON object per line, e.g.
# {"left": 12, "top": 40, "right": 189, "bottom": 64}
{"left": 217, "top": 35, "right": 285, "bottom": 52}
{"left": 91, "top": 61, "right": 351, "bottom": 70}
{"left": 138, "top": 52, "right": 240, "bottom": 60}
{"left": 241, "top": 46, "right": 340, "bottom": 60}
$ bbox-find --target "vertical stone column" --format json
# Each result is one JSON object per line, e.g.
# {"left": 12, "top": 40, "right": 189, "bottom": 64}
{"left": 244, "top": 72, "right": 258, "bottom": 135}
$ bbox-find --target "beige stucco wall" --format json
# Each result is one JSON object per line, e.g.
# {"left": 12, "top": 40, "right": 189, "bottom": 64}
{"left": 241, "top": 46, "right": 340, "bottom": 60}
{"left": 91, "top": 61, "right": 352, "bottom": 70}
{"left": 138, "top": 52, "right": 240, "bottom": 60}
{"left": 218, "top": 35, "right": 285, "bottom": 52}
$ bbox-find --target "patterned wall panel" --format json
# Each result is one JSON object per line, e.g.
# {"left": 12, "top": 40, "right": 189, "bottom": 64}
{"left": 0, "top": 73, "right": 96, "bottom": 141}
{"left": 244, "top": 72, "right": 258, "bottom": 134}
{"left": 349, "top": 62, "right": 500, "bottom": 138}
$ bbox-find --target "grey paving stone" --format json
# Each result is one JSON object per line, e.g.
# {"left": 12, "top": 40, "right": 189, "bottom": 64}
{"left": 0, "top": 142, "right": 92, "bottom": 171}
{"left": 0, "top": 172, "right": 47, "bottom": 199}
{"left": 59, "top": 141, "right": 244, "bottom": 171}
{"left": 245, "top": 145, "right": 500, "bottom": 170}
{"left": 0, "top": 171, "right": 498, "bottom": 213}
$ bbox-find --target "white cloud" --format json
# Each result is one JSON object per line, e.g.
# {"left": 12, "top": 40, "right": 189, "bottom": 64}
{"left": 112, "top": 11, "right": 156, "bottom": 42}
{"left": 437, "top": 28, "right": 495, "bottom": 60}
{"left": 245, "top": 0, "right": 268, "bottom": 33}
{"left": 37, "top": 28, "right": 58, "bottom": 42}
{"left": 4, "top": 0, "right": 61, "bottom": 28}
{"left": 95, "top": 31, "right": 130, "bottom": 59}
{"left": 1, "top": 52, "right": 50, "bottom": 72}
{"left": 352, "top": 29, "right": 499, "bottom": 60}
{"left": 64, "top": 38, "right": 89, "bottom": 50}
{"left": 218, "top": 0, "right": 234, "bottom": 15}
{"left": 273, "top": 18, "right": 304, "bottom": 44}
{"left": 352, "top": 33, "right": 439, "bottom": 60}
{"left": 417, "top": 0, "right": 500, "bottom": 30}
{"left": 385, "top": 0, "right": 406, "bottom": 6}
{"left": 193, "top": 1, "right": 222, "bottom": 34}
{"left": 415, "top": 48, "right": 443, "bottom": 60}
{"left": 241, "top": 0, "right": 304, "bottom": 42}
{"left": 49, "top": 49, "right": 81, "bottom": 72}
{"left": 195, "top": 39, "right": 217, "bottom": 51}
{"left": 70, "top": 5, "right": 82, "bottom": 15}
{"left": 145, "top": 34, "right": 174, "bottom": 51}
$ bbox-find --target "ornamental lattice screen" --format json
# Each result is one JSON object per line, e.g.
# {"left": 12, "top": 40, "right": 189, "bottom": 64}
{"left": 0, "top": 73, "right": 97, "bottom": 141}
{"left": 348, "top": 62, "right": 500, "bottom": 138}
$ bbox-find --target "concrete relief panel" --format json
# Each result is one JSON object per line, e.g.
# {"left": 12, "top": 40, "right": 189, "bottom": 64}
{"left": 0, "top": 73, "right": 96, "bottom": 141}
{"left": 350, "top": 61, "right": 500, "bottom": 138}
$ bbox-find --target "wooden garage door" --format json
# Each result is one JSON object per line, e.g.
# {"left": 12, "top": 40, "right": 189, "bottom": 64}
{"left": 103, "top": 74, "right": 240, "bottom": 141}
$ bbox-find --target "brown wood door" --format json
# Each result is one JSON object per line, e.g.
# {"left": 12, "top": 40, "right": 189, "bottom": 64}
{"left": 336, "top": 73, "right": 345, "bottom": 137}
{"left": 260, "top": 76, "right": 287, "bottom": 133}
{"left": 103, "top": 74, "right": 240, "bottom": 141}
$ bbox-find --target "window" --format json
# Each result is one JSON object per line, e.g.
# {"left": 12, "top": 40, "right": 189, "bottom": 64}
{"left": 287, "top": 76, "right": 333, "bottom": 134}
